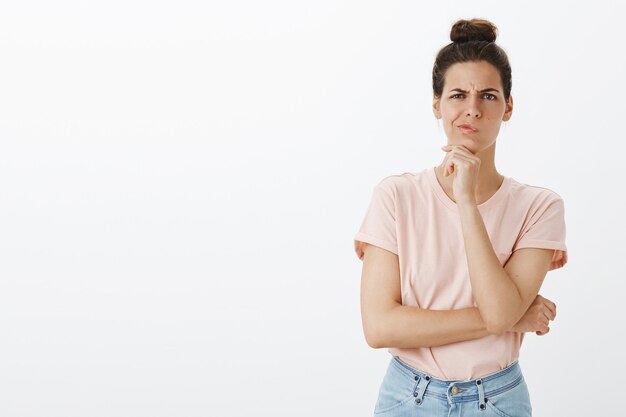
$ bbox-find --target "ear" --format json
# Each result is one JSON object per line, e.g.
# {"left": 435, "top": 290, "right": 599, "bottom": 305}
{"left": 432, "top": 95, "right": 441, "bottom": 119}
{"left": 502, "top": 95, "right": 513, "bottom": 121}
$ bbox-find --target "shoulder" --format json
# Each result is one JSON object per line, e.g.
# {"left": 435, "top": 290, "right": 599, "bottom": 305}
{"left": 373, "top": 170, "right": 425, "bottom": 196}
{"left": 508, "top": 177, "right": 565, "bottom": 207}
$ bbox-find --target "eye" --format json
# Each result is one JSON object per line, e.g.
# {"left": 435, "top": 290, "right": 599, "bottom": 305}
{"left": 449, "top": 93, "right": 498, "bottom": 100}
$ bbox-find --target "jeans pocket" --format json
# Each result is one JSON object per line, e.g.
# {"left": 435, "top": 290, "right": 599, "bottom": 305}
{"left": 485, "top": 378, "right": 532, "bottom": 417}
{"left": 373, "top": 363, "right": 419, "bottom": 414}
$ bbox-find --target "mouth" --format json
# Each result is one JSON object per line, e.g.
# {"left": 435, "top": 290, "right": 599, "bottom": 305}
{"left": 458, "top": 124, "right": 478, "bottom": 134}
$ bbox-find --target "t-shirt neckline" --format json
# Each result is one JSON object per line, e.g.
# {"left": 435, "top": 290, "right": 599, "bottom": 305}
{"left": 425, "top": 166, "right": 511, "bottom": 212}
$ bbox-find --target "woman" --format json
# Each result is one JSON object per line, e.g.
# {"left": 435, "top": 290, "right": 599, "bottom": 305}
{"left": 353, "top": 18, "right": 568, "bottom": 417}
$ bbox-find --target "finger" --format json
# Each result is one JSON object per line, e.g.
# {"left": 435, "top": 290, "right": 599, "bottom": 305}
{"left": 450, "top": 154, "right": 477, "bottom": 167}
{"left": 441, "top": 152, "right": 454, "bottom": 174}
{"left": 441, "top": 159, "right": 449, "bottom": 176}
{"left": 536, "top": 326, "right": 550, "bottom": 336}
{"left": 446, "top": 164, "right": 454, "bottom": 176}
{"left": 444, "top": 152, "right": 476, "bottom": 175}
{"left": 442, "top": 146, "right": 468, "bottom": 159}
{"left": 543, "top": 300, "right": 557, "bottom": 319}
{"left": 542, "top": 307, "right": 555, "bottom": 322}
{"left": 443, "top": 144, "right": 475, "bottom": 155}
{"left": 456, "top": 146, "right": 476, "bottom": 157}
{"left": 447, "top": 144, "right": 479, "bottom": 158}
{"left": 446, "top": 156, "right": 475, "bottom": 174}
{"left": 444, "top": 156, "right": 456, "bottom": 176}
{"left": 458, "top": 144, "right": 476, "bottom": 155}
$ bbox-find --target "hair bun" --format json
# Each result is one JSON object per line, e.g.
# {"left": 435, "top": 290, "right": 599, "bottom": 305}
{"left": 450, "top": 18, "right": 497, "bottom": 43}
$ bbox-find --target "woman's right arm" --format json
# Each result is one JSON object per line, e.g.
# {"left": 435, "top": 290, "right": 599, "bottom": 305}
{"left": 359, "top": 243, "right": 548, "bottom": 348}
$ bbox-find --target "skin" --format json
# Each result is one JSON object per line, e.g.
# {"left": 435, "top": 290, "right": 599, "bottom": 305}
{"left": 432, "top": 60, "right": 510, "bottom": 203}
{"left": 432, "top": 60, "right": 557, "bottom": 334}
{"left": 359, "top": 60, "right": 557, "bottom": 349}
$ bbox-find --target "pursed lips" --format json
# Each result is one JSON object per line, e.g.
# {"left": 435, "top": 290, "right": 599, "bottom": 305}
{"left": 458, "top": 124, "right": 478, "bottom": 133}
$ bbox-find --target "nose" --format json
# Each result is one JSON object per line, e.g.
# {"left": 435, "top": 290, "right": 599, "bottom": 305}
{"left": 466, "top": 94, "right": 481, "bottom": 118}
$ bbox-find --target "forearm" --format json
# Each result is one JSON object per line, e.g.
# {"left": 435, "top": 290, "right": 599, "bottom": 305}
{"left": 373, "top": 304, "right": 492, "bottom": 349}
{"left": 457, "top": 202, "right": 522, "bottom": 332}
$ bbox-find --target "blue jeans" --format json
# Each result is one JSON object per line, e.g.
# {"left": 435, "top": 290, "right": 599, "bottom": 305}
{"left": 373, "top": 356, "right": 532, "bottom": 416}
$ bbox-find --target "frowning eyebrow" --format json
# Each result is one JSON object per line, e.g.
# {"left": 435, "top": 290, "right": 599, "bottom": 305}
{"left": 449, "top": 88, "right": 500, "bottom": 93}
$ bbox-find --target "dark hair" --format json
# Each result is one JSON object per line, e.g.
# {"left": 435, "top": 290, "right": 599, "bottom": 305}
{"left": 432, "top": 18, "right": 512, "bottom": 102}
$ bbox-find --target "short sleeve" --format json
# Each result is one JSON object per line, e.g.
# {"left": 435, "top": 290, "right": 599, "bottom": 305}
{"left": 513, "top": 195, "right": 568, "bottom": 271}
{"left": 353, "top": 182, "right": 398, "bottom": 260}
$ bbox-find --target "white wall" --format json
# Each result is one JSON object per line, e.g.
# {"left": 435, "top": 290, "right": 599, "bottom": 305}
{"left": 0, "top": 1, "right": 622, "bottom": 416}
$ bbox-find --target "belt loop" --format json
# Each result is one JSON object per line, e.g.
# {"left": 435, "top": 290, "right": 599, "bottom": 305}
{"left": 414, "top": 374, "right": 431, "bottom": 406}
{"left": 476, "top": 378, "right": 486, "bottom": 411}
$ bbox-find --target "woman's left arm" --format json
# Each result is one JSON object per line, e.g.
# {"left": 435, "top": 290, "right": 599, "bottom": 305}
{"left": 457, "top": 202, "right": 553, "bottom": 334}
{"left": 441, "top": 144, "right": 557, "bottom": 334}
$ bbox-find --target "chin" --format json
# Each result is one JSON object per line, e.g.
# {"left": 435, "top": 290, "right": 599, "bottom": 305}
{"left": 449, "top": 139, "right": 479, "bottom": 154}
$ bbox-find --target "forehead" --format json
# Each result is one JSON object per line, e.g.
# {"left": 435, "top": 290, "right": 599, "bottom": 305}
{"left": 443, "top": 61, "right": 502, "bottom": 90}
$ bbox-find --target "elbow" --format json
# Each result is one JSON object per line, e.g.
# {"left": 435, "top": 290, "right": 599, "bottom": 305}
{"left": 364, "top": 324, "right": 385, "bottom": 349}
{"left": 365, "top": 333, "right": 382, "bottom": 349}
{"left": 363, "top": 317, "right": 388, "bottom": 349}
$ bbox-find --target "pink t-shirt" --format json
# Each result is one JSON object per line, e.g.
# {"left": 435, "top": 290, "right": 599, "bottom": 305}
{"left": 354, "top": 166, "right": 568, "bottom": 381}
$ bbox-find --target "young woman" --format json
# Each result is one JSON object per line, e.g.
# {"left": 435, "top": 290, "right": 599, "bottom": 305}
{"left": 353, "top": 18, "right": 568, "bottom": 417}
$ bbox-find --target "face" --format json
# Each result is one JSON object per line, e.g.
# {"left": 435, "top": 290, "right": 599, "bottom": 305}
{"left": 432, "top": 60, "right": 513, "bottom": 154}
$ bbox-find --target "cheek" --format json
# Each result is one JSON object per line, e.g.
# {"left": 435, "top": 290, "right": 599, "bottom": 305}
{"left": 441, "top": 110, "right": 462, "bottom": 124}
{"left": 440, "top": 101, "right": 462, "bottom": 113}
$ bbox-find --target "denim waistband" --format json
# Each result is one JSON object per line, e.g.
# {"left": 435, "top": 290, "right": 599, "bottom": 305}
{"left": 391, "top": 356, "right": 524, "bottom": 404}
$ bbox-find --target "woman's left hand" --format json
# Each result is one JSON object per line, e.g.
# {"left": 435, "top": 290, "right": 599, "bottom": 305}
{"left": 441, "top": 144, "right": 481, "bottom": 205}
